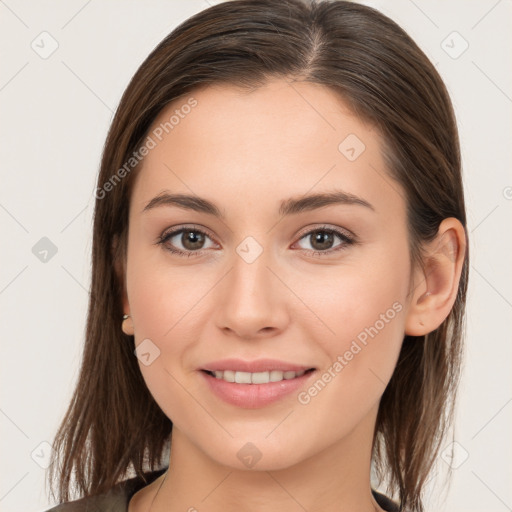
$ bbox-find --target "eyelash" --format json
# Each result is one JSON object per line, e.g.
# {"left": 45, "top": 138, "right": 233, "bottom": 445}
{"left": 156, "top": 224, "right": 356, "bottom": 258}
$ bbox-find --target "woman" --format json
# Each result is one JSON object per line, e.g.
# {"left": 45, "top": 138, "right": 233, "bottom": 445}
{"left": 46, "top": 1, "right": 468, "bottom": 511}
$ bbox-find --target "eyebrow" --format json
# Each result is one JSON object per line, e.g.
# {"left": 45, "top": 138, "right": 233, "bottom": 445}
{"left": 142, "top": 189, "right": 375, "bottom": 218}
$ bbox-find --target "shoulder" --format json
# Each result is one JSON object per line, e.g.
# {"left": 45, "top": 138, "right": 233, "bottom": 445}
{"left": 44, "top": 469, "right": 167, "bottom": 512}
{"left": 372, "top": 488, "right": 401, "bottom": 512}
{"left": 44, "top": 486, "right": 125, "bottom": 512}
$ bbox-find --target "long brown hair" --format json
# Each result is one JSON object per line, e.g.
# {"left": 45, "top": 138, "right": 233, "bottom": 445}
{"left": 47, "top": 1, "right": 468, "bottom": 510}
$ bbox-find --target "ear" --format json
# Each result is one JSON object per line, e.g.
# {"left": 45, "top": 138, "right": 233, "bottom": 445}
{"left": 112, "top": 233, "right": 131, "bottom": 321}
{"left": 112, "top": 234, "right": 134, "bottom": 336}
{"left": 405, "top": 218, "right": 466, "bottom": 336}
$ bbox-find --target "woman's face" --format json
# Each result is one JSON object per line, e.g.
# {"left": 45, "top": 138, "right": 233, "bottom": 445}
{"left": 123, "top": 78, "right": 414, "bottom": 470}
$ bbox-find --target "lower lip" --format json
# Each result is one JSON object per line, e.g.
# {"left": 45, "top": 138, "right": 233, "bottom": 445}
{"left": 200, "top": 370, "right": 315, "bottom": 409}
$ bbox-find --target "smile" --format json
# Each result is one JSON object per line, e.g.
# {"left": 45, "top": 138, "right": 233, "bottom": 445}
{"left": 203, "top": 368, "right": 315, "bottom": 384}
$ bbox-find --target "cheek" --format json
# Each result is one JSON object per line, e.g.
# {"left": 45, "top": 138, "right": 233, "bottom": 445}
{"left": 124, "top": 246, "right": 201, "bottom": 413}
{"left": 292, "top": 243, "right": 409, "bottom": 350}
{"left": 292, "top": 250, "right": 409, "bottom": 436}
{"left": 126, "top": 236, "right": 211, "bottom": 344}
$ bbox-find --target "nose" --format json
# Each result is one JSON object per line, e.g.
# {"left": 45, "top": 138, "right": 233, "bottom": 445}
{"left": 213, "top": 245, "right": 290, "bottom": 341}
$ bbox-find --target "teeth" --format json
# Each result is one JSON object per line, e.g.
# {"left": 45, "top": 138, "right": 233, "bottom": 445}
{"left": 223, "top": 370, "right": 235, "bottom": 382}
{"left": 235, "top": 371, "right": 252, "bottom": 384}
{"left": 209, "top": 369, "right": 307, "bottom": 384}
{"left": 269, "top": 370, "right": 284, "bottom": 382}
{"left": 251, "top": 371, "right": 270, "bottom": 384}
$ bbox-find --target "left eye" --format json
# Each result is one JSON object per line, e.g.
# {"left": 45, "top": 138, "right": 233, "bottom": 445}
{"left": 294, "top": 228, "right": 353, "bottom": 253}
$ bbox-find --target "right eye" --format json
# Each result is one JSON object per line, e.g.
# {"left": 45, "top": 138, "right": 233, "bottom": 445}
{"left": 157, "top": 226, "right": 218, "bottom": 257}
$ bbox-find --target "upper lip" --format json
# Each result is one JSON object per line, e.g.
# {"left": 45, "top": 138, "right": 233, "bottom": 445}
{"left": 201, "top": 358, "right": 315, "bottom": 373}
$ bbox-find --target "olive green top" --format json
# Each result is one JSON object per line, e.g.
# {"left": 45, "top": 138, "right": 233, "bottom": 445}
{"left": 46, "top": 468, "right": 400, "bottom": 511}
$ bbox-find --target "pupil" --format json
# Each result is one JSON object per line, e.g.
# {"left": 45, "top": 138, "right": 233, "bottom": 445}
{"left": 183, "top": 230, "right": 204, "bottom": 250}
{"left": 312, "top": 231, "right": 333, "bottom": 250}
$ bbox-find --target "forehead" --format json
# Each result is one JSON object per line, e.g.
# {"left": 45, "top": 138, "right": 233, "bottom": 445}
{"left": 131, "top": 78, "right": 404, "bottom": 221}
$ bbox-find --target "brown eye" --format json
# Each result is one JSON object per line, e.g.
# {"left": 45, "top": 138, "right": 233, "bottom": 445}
{"left": 295, "top": 227, "right": 354, "bottom": 256}
{"left": 309, "top": 231, "right": 336, "bottom": 251}
{"left": 158, "top": 227, "right": 216, "bottom": 256}
{"left": 180, "top": 230, "right": 206, "bottom": 250}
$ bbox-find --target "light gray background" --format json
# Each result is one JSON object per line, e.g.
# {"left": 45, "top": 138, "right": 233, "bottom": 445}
{"left": 1, "top": 1, "right": 511, "bottom": 511}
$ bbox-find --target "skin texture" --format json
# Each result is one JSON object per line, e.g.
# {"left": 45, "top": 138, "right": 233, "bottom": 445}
{"left": 118, "top": 79, "right": 466, "bottom": 512}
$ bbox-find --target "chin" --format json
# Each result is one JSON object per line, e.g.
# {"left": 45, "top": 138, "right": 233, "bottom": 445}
{"left": 200, "top": 436, "right": 312, "bottom": 472}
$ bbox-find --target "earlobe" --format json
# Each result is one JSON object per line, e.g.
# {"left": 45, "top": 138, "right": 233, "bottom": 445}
{"left": 122, "top": 314, "right": 134, "bottom": 336}
{"left": 404, "top": 218, "right": 466, "bottom": 336}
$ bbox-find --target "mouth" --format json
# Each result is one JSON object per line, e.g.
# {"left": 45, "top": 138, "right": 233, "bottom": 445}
{"left": 198, "top": 360, "right": 317, "bottom": 408}
{"left": 200, "top": 368, "right": 316, "bottom": 384}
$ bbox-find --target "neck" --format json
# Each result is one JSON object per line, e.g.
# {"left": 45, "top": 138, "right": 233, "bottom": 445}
{"left": 149, "top": 405, "right": 383, "bottom": 512}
